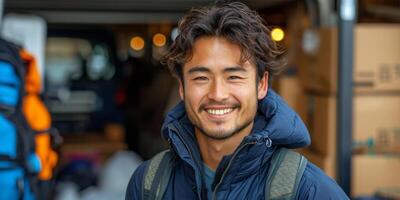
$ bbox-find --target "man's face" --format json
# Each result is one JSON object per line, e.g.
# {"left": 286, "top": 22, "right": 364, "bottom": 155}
{"left": 179, "top": 36, "right": 268, "bottom": 140}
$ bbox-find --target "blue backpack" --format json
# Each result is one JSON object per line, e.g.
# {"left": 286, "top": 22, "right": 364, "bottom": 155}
{"left": 0, "top": 39, "right": 41, "bottom": 200}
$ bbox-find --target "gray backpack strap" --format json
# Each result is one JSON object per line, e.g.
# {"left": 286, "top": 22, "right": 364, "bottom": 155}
{"left": 142, "top": 149, "right": 175, "bottom": 200}
{"left": 265, "top": 148, "right": 308, "bottom": 200}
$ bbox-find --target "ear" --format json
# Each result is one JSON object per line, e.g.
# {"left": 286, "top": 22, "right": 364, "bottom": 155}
{"left": 257, "top": 71, "right": 269, "bottom": 100}
{"left": 178, "top": 79, "right": 184, "bottom": 100}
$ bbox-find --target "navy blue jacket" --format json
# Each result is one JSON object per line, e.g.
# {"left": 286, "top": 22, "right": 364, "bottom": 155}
{"left": 126, "top": 90, "right": 349, "bottom": 199}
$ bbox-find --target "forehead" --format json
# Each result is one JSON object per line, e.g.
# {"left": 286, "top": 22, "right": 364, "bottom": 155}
{"left": 192, "top": 36, "right": 241, "bottom": 57}
{"left": 183, "top": 36, "right": 254, "bottom": 73}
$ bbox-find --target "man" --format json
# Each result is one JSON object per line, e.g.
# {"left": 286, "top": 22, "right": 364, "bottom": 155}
{"left": 126, "top": 2, "right": 349, "bottom": 199}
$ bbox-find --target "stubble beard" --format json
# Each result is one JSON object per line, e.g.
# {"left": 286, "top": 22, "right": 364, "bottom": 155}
{"left": 185, "top": 98, "right": 257, "bottom": 141}
{"left": 194, "top": 117, "right": 254, "bottom": 140}
{"left": 183, "top": 84, "right": 260, "bottom": 141}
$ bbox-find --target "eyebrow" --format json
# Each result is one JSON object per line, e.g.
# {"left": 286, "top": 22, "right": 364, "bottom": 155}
{"left": 224, "top": 66, "right": 247, "bottom": 73}
{"left": 187, "top": 66, "right": 246, "bottom": 74}
{"left": 187, "top": 66, "right": 210, "bottom": 74}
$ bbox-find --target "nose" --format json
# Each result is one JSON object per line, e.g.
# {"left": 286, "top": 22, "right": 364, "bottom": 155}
{"left": 207, "top": 79, "right": 229, "bottom": 102}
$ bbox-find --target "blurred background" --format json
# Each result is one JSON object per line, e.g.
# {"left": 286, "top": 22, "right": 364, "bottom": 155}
{"left": 0, "top": 0, "right": 399, "bottom": 199}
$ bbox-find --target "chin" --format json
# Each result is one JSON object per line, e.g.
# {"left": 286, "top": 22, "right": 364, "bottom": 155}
{"left": 201, "top": 127, "right": 237, "bottom": 140}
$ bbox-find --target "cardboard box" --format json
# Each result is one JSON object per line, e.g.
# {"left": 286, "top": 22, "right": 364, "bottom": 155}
{"left": 307, "top": 95, "right": 336, "bottom": 156}
{"left": 299, "top": 28, "right": 337, "bottom": 94}
{"left": 300, "top": 24, "right": 400, "bottom": 93}
{"left": 299, "top": 152, "right": 400, "bottom": 196}
{"left": 273, "top": 75, "right": 309, "bottom": 127}
{"left": 308, "top": 95, "right": 400, "bottom": 156}
{"left": 352, "top": 155, "right": 400, "bottom": 196}
{"left": 354, "top": 95, "right": 400, "bottom": 147}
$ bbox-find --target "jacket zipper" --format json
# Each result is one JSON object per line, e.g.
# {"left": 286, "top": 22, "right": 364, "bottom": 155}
{"left": 169, "top": 124, "right": 204, "bottom": 200}
{"left": 211, "top": 141, "right": 257, "bottom": 200}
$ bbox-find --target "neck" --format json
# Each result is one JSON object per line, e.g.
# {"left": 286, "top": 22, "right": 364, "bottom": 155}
{"left": 195, "top": 122, "right": 254, "bottom": 171}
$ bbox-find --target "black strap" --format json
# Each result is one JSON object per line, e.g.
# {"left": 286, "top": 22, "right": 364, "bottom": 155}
{"left": 0, "top": 153, "right": 26, "bottom": 171}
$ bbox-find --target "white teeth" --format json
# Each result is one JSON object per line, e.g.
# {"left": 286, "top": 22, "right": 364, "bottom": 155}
{"left": 206, "top": 108, "right": 233, "bottom": 115}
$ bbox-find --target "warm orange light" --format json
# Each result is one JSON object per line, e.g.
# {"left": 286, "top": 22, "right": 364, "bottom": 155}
{"left": 153, "top": 33, "right": 166, "bottom": 47}
{"left": 130, "top": 36, "right": 145, "bottom": 51}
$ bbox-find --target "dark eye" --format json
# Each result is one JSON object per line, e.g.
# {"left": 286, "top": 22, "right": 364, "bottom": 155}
{"left": 193, "top": 76, "right": 208, "bottom": 81}
{"left": 228, "top": 76, "right": 242, "bottom": 80}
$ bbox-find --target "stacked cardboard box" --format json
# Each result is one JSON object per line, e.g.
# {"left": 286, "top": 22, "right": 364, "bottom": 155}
{"left": 272, "top": 75, "right": 309, "bottom": 124}
{"left": 295, "top": 24, "right": 400, "bottom": 196}
{"left": 352, "top": 155, "right": 400, "bottom": 196}
{"left": 299, "top": 24, "right": 400, "bottom": 94}
{"left": 273, "top": 75, "right": 338, "bottom": 177}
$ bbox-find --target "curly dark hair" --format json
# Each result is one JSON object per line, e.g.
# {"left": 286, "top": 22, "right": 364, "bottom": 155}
{"left": 162, "top": 1, "right": 285, "bottom": 84}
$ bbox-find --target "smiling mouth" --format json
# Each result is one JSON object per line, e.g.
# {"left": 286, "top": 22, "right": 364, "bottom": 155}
{"left": 205, "top": 108, "right": 234, "bottom": 116}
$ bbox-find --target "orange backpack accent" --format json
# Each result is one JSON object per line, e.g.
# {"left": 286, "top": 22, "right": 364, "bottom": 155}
{"left": 20, "top": 49, "right": 58, "bottom": 180}
{"left": 35, "top": 134, "right": 58, "bottom": 180}
{"left": 20, "top": 50, "right": 41, "bottom": 94}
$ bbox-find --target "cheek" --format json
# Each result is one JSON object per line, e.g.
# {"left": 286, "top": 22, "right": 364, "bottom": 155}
{"left": 230, "top": 84, "right": 258, "bottom": 101}
{"left": 184, "top": 85, "right": 205, "bottom": 104}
